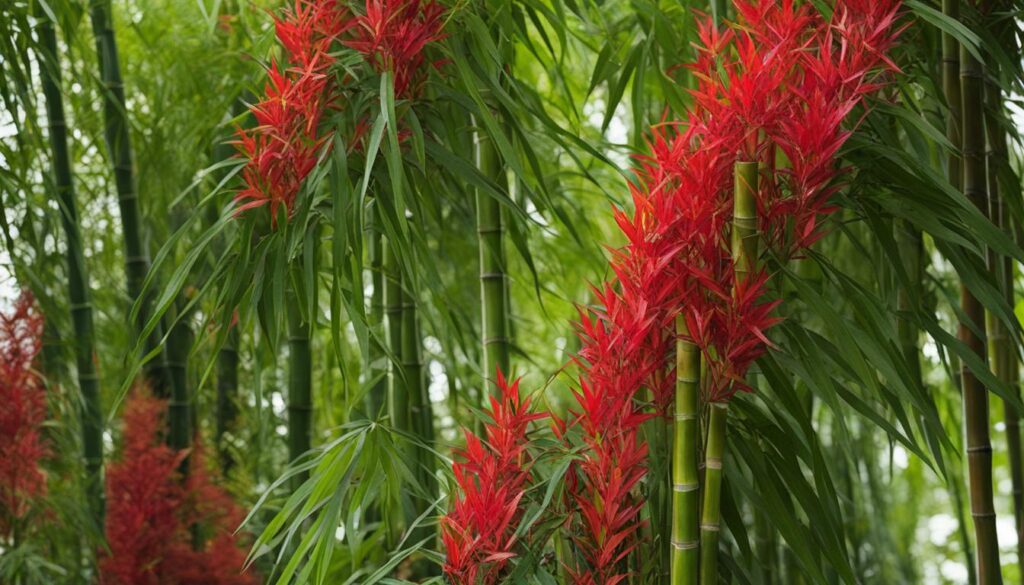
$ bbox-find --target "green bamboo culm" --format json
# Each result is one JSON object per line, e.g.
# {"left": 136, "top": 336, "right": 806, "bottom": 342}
{"left": 941, "top": 5, "right": 979, "bottom": 582}
{"left": 942, "top": 0, "right": 963, "bottom": 193}
{"left": 365, "top": 200, "right": 387, "bottom": 419}
{"left": 960, "top": 27, "right": 1003, "bottom": 585}
{"left": 475, "top": 126, "right": 511, "bottom": 391}
{"left": 167, "top": 304, "right": 191, "bottom": 454}
{"left": 88, "top": 0, "right": 172, "bottom": 396}
{"left": 700, "top": 160, "right": 758, "bottom": 584}
{"left": 670, "top": 314, "right": 700, "bottom": 585}
{"left": 384, "top": 240, "right": 407, "bottom": 435}
{"left": 402, "top": 283, "right": 431, "bottom": 492}
{"left": 37, "top": 5, "right": 104, "bottom": 527}
{"left": 287, "top": 288, "right": 312, "bottom": 489}
{"left": 216, "top": 326, "right": 239, "bottom": 472}
{"left": 982, "top": 1, "right": 1022, "bottom": 572}
{"left": 731, "top": 161, "right": 758, "bottom": 282}
{"left": 699, "top": 402, "right": 728, "bottom": 585}
{"left": 381, "top": 237, "right": 405, "bottom": 545}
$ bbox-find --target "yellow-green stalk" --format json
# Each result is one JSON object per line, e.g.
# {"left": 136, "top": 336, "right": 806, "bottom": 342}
{"left": 671, "top": 315, "right": 700, "bottom": 585}
{"left": 700, "top": 160, "right": 758, "bottom": 584}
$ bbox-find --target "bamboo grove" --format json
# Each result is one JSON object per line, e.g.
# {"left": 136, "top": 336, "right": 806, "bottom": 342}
{"left": 3, "top": 0, "right": 1024, "bottom": 583}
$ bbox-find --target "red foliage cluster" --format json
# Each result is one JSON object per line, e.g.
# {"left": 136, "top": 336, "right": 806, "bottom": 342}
{"left": 235, "top": 0, "right": 351, "bottom": 224}
{"left": 100, "top": 391, "right": 257, "bottom": 585}
{"left": 0, "top": 292, "right": 48, "bottom": 536}
{"left": 345, "top": 0, "right": 446, "bottom": 99}
{"left": 561, "top": 0, "right": 904, "bottom": 581}
{"left": 235, "top": 0, "right": 445, "bottom": 223}
{"left": 441, "top": 371, "right": 546, "bottom": 585}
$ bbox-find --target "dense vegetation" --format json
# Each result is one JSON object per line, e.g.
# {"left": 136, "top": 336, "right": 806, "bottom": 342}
{"left": 2, "top": 0, "right": 1024, "bottom": 583}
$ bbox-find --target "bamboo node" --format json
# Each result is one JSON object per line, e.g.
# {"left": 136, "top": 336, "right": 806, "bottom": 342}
{"left": 700, "top": 524, "right": 721, "bottom": 532}
{"left": 671, "top": 539, "right": 698, "bottom": 550}
{"left": 706, "top": 458, "right": 722, "bottom": 470}
{"left": 673, "top": 482, "right": 699, "bottom": 492}
{"left": 674, "top": 413, "right": 697, "bottom": 421}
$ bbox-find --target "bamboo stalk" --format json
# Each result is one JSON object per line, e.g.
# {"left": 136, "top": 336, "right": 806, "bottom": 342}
{"left": 206, "top": 101, "right": 243, "bottom": 473}
{"left": 942, "top": 6, "right": 981, "bottom": 584}
{"left": 982, "top": 5, "right": 1022, "bottom": 572}
{"left": 475, "top": 128, "right": 510, "bottom": 389}
{"left": 167, "top": 304, "right": 191, "bottom": 456}
{"left": 942, "top": 0, "right": 962, "bottom": 197}
{"left": 37, "top": 7, "right": 104, "bottom": 527}
{"left": 384, "top": 240, "right": 407, "bottom": 434}
{"left": 216, "top": 327, "right": 239, "bottom": 471}
{"left": 88, "top": 0, "right": 172, "bottom": 395}
{"left": 960, "top": 30, "right": 1003, "bottom": 585}
{"left": 699, "top": 402, "right": 728, "bottom": 585}
{"left": 402, "top": 282, "right": 428, "bottom": 488}
{"left": 732, "top": 161, "right": 758, "bottom": 281}
{"left": 287, "top": 289, "right": 312, "bottom": 488}
{"left": 671, "top": 315, "right": 700, "bottom": 585}
{"left": 365, "top": 200, "right": 387, "bottom": 418}
{"left": 700, "top": 160, "right": 759, "bottom": 584}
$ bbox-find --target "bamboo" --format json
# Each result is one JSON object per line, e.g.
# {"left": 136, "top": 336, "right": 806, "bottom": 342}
{"left": 700, "top": 160, "right": 759, "bottom": 584}
{"left": 699, "top": 402, "right": 728, "bottom": 585}
{"left": 167, "top": 304, "right": 191, "bottom": 453}
{"left": 216, "top": 327, "right": 239, "bottom": 472}
{"left": 89, "top": 0, "right": 172, "bottom": 395}
{"left": 475, "top": 128, "right": 510, "bottom": 389}
{"left": 365, "top": 200, "right": 387, "bottom": 418}
{"left": 982, "top": 5, "right": 1022, "bottom": 572}
{"left": 942, "top": 0, "right": 962, "bottom": 197}
{"left": 287, "top": 289, "right": 312, "bottom": 488}
{"left": 384, "top": 240, "right": 407, "bottom": 434}
{"left": 942, "top": 5, "right": 981, "bottom": 584}
{"left": 671, "top": 315, "right": 700, "bottom": 585}
{"left": 402, "top": 283, "right": 428, "bottom": 488}
{"left": 732, "top": 161, "right": 758, "bottom": 281}
{"left": 212, "top": 101, "right": 243, "bottom": 472}
{"left": 960, "top": 33, "right": 1003, "bottom": 584}
{"left": 37, "top": 7, "right": 104, "bottom": 527}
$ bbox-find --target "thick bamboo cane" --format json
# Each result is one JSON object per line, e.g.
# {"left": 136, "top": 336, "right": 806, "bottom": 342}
{"left": 287, "top": 289, "right": 312, "bottom": 488}
{"left": 981, "top": 3, "right": 1022, "bottom": 574}
{"left": 476, "top": 129, "right": 510, "bottom": 389}
{"left": 37, "top": 7, "right": 104, "bottom": 527}
{"left": 960, "top": 27, "right": 1003, "bottom": 585}
{"left": 700, "top": 160, "right": 758, "bottom": 584}
{"left": 88, "top": 0, "right": 172, "bottom": 395}
{"left": 671, "top": 315, "right": 700, "bottom": 585}
{"left": 366, "top": 201, "right": 387, "bottom": 418}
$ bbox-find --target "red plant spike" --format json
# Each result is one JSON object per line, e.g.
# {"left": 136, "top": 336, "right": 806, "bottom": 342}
{"left": 345, "top": 0, "right": 446, "bottom": 99}
{"left": 441, "top": 370, "right": 546, "bottom": 585}
{"left": 101, "top": 391, "right": 187, "bottom": 585}
{"left": 100, "top": 391, "right": 257, "bottom": 585}
{"left": 234, "top": 0, "right": 352, "bottom": 224}
{"left": 0, "top": 291, "right": 48, "bottom": 537}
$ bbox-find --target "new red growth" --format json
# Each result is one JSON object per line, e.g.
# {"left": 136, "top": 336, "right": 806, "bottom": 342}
{"left": 100, "top": 391, "right": 257, "bottom": 585}
{"left": 0, "top": 292, "right": 48, "bottom": 537}
{"left": 234, "top": 0, "right": 352, "bottom": 223}
{"left": 441, "top": 370, "right": 546, "bottom": 585}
